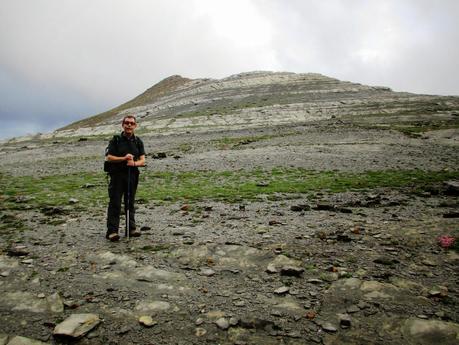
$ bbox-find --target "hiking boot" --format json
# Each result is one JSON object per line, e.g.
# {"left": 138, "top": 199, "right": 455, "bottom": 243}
{"left": 106, "top": 232, "right": 120, "bottom": 242}
{"left": 129, "top": 229, "right": 141, "bottom": 237}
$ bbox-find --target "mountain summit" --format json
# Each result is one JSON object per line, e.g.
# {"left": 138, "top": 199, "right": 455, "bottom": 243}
{"left": 52, "top": 71, "right": 458, "bottom": 139}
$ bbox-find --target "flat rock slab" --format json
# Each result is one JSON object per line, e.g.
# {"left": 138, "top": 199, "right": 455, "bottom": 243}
{"left": 53, "top": 313, "right": 100, "bottom": 338}
{"left": 0, "top": 256, "right": 19, "bottom": 270}
{"left": 135, "top": 300, "right": 172, "bottom": 314}
{"left": 134, "top": 266, "right": 185, "bottom": 282}
{"left": 171, "top": 244, "right": 270, "bottom": 270}
{"left": 96, "top": 251, "right": 137, "bottom": 268}
{"left": 401, "top": 318, "right": 459, "bottom": 345}
{"left": 0, "top": 292, "right": 63, "bottom": 314}
{"left": 6, "top": 336, "right": 50, "bottom": 345}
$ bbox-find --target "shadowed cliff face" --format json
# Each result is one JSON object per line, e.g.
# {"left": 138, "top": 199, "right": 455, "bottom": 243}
{"left": 48, "top": 71, "right": 458, "bottom": 140}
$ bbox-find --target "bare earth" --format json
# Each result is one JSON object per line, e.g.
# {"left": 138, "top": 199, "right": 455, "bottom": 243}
{"left": 0, "top": 120, "right": 458, "bottom": 345}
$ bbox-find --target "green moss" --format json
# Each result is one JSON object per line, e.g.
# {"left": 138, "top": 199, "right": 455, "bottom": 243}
{"left": 1, "top": 169, "right": 457, "bottom": 209}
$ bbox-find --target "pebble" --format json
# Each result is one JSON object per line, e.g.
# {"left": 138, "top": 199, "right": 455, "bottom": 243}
{"left": 266, "top": 263, "right": 278, "bottom": 274}
{"left": 280, "top": 265, "right": 304, "bottom": 277}
{"left": 139, "top": 315, "right": 157, "bottom": 327}
{"left": 7, "top": 245, "right": 29, "bottom": 257}
{"left": 53, "top": 314, "right": 101, "bottom": 338}
{"left": 200, "top": 268, "right": 216, "bottom": 277}
{"left": 229, "top": 317, "right": 239, "bottom": 326}
{"left": 421, "top": 259, "right": 438, "bottom": 267}
{"left": 322, "top": 322, "right": 338, "bottom": 332}
{"left": 215, "top": 318, "right": 230, "bottom": 330}
{"left": 338, "top": 313, "right": 352, "bottom": 328}
{"left": 195, "top": 327, "right": 207, "bottom": 337}
{"left": 307, "top": 279, "right": 323, "bottom": 284}
{"left": 347, "top": 305, "right": 360, "bottom": 313}
{"left": 274, "top": 286, "right": 290, "bottom": 295}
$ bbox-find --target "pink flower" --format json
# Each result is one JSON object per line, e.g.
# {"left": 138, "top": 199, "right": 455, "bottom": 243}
{"left": 437, "top": 235, "right": 456, "bottom": 249}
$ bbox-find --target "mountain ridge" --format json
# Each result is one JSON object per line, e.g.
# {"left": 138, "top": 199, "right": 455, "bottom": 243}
{"left": 6, "top": 71, "right": 459, "bottom": 142}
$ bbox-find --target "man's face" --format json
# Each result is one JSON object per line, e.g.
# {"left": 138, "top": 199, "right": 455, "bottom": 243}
{"left": 122, "top": 118, "right": 137, "bottom": 134}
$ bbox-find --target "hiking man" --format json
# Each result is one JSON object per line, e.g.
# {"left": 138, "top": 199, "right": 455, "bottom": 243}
{"left": 105, "top": 115, "right": 146, "bottom": 241}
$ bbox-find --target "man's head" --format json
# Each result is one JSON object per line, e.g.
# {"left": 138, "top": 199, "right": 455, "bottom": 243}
{"left": 122, "top": 115, "right": 137, "bottom": 136}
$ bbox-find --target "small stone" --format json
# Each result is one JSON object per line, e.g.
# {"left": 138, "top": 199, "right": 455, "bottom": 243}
{"left": 347, "top": 305, "right": 360, "bottom": 313}
{"left": 1, "top": 271, "right": 10, "bottom": 277}
{"left": 435, "top": 311, "right": 445, "bottom": 318}
{"left": 357, "top": 301, "right": 370, "bottom": 309}
{"left": 274, "top": 286, "right": 290, "bottom": 295}
{"left": 229, "top": 317, "right": 239, "bottom": 326}
{"left": 307, "top": 279, "right": 323, "bottom": 284}
{"left": 234, "top": 300, "right": 246, "bottom": 307}
{"left": 280, "top": 266, "right": 304, "bottom": 277}
{"left": 195, "top": 327, "right": 207, "bottom": 337}
{"left": 374, "top": 256, "right": 399, "bottom": 265}
{"left": 200, "top": 268, "right": 216, "bottom": 277}
{"left": 266, "top": 264, "right": 278, "bottom": 273}
{"left": 338, "top": 313, "right": 352, "bottom": 328}
{"left": 215, "top": 317, "right": 230, "bottom": 330}
{"left": 180, "top": 204, "right": 190, "bottom": 211}
{"left": 7, "top": 245, "right": 29, "bottom": 257}
{"left": 37, "top": 293, "right": 46, "bottom": 299}
{"left": 116, "top": 326, "right": 131, "bottom": 335}
{"left": 68, "top": 198, "right": 79, "bottom": 204}
{"left": 53, "top": 314, "right": 100, "bottom": 338}
{"left": 421, "top": 259, "right": 438, "bottom": 267}
{"left": 195, "top": 318, "right": 204, "bottom": 325}
{"left": 139, "top": 315, "right": 157, "bottom": 327}
{"left": 322, "top": 322, "right": 338, "bottom": 332}
{"left": 444, "top": 180, "right": 459, "bottom": 195}
{"left": 290, "top": 204, "right": 311, "bottom": 212}
{"left": 305, "top": 311, "right": 316, "bottom": 320}
{"left": 428, "top": 286, "right": 448, "bottom": 298}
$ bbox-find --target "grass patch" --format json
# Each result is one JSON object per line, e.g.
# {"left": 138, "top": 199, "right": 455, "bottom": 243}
{"left": 139, "top": 168, "right": 458, "bottom": 202}
{"left": 0, "top": 172, "right": 106, "bottom": 211}
{"left": 0, "top": 169, "right": 457, "bottom": 209}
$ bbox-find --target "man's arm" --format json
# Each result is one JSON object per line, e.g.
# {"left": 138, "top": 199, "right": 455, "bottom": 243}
{"left": 127, "top": 154, "right": 145, "bottom": 167}
{"left": 107, "top": 153, "right": 134, "bottom": 163}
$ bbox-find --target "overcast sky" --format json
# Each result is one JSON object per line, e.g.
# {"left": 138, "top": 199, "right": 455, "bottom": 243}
{"left": 1, "top": 0, "right": 458, "bottom": 140}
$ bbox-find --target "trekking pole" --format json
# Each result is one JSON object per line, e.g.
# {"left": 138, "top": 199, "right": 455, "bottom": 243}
{"left": 126, "top": 165, "right": 131, "bottom": 240}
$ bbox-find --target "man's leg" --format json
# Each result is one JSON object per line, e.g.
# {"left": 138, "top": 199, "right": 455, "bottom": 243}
{"left": 125, "top": 171, "right": 140, "bottom": 236}
{"left": 107, "top": 172, "right": 124, "bottom": 239}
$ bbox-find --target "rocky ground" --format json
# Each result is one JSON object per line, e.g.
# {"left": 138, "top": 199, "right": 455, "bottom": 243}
{"left": 0, "top": 120, "right": 458, "bottom": 345}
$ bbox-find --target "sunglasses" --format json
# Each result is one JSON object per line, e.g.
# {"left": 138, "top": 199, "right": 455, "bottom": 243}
{"left": 123, "top": 121, "right": 136, "bottom": 126}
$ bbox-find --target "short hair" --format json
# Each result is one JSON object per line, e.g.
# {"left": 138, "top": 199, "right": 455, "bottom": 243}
{"left": 122, "top": 115, "right": 137, "bottom": 124}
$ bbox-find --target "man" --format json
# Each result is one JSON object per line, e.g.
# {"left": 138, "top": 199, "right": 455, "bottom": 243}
{"left": 105, "top": 115, "right": 146, "bottom": 241}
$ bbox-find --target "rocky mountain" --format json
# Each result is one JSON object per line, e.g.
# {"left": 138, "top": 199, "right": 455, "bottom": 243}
{"left": 46, "top": 71, "right": 458, "bottom": 139}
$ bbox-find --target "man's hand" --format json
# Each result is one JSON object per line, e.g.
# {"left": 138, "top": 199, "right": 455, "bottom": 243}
{"left": 127, "top": 160, "right": 136, "bottom": 167}
{"left": 124, "top": 154, "right": 134, "bottom": 161}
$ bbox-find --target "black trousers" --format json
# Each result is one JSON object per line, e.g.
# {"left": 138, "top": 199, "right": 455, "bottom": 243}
{"left": 106, "top": 169, "right": 139, "bottom": 234}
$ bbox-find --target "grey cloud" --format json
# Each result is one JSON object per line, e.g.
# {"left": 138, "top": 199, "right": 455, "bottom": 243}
{"left": 0, "top": 0, "right": 458, "bottom": 139}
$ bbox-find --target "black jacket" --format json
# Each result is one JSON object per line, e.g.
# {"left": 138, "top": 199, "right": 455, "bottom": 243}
{"left": 105, "top": 132, "right": 145, "bottom": 173}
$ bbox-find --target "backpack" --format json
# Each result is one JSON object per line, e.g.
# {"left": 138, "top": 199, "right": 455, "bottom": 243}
{"left": 104, "top": 135, "right": 141, "bottom": 173}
